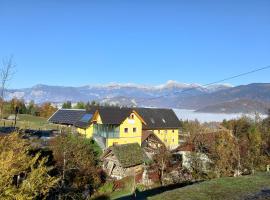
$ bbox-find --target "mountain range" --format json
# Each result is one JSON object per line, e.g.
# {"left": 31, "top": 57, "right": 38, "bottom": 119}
{"left": 6, "top": 81, "right": 270, "bottom": 114}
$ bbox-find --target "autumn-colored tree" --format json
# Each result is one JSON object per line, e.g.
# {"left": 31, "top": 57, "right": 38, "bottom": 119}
{"left": 152, "top": 146, "right": 172, "bottom": 185}
{"left": 222, "top": 116, "right": 269, "bottom": 173}
{"left": 242, "top": 126, "right": 263, "bottom": 173}
{"left": 222, "top": 116, "right": 252, "bottom": 138}
{"left": 0, "top": 133, "right": 59, "bottom": 199}
{"left": 210, "top": 131, "right": 239, "bottom": 177}
{"left": 39, "top": 102, "right": 57, "bottom": 118}
{"left": 186, "top": 131, "right": 239, "bottom": 178}
{"left": 50, "top": 133, "right": 102, "bottom": 198}
{"left": 9, "top": 98, "right": 27, "bottom": 126}
{"left": 180, "top": 119, "right": 207, "bottom": 136}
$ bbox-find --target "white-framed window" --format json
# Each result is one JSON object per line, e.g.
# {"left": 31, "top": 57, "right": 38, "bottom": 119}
{"left": 133, "top": 127, "right": 137, "bottom": 133}
{"left": 124, "top": 128, "right": 128, "bottom": 133}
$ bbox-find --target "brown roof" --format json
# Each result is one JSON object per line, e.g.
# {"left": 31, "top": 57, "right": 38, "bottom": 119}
{"left": 174, "top": 143, "right": 195, "bottom": 152}
{"left": 141, "top": 130, "right": 164, "bottom": 145}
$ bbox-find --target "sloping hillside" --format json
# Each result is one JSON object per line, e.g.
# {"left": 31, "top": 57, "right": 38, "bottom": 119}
{"left": 175, "top": 83, "right": 270, "bottom": 110}
{"left": 196, "top": 99, "right": 270, "bottom": 114}
{"left": 149, "top": 173, "right": 270, "bottom": 200}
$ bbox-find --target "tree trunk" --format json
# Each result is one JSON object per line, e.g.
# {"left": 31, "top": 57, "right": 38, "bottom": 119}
{"left": 14, "top": 107, "right": 18, "bottom": 128}
{"left": 62, "top": 151, "right": 66, "bottom": 187}
{"left": 161, "top": 159, "right": 165, "bottom": 186}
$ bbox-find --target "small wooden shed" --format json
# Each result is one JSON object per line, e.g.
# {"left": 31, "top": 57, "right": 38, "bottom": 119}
{"left": 101, "top": 143, "right": 147, "bottom": 179}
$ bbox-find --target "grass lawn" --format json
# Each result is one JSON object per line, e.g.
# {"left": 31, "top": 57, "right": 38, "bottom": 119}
{"left": 149, "top": 173, "right": 270, "bottom": 200}
{"left": 92, "top": 177, "right": 135, "bottom": 200}
{"left": 0, "top": 114, "right": 59, "bottom": 130}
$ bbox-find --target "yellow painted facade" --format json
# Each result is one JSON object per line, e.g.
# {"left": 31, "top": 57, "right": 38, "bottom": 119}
{"left": 76, "top": 110, "right": 179, "bottom": 149}
{"left": 153, "top": 129, "right": 179, "bottom": 149}
{"left": 77, "top": 112, "right": 103, "bottom": 138}
{"left": 77, "top": 111, "right": 143, "bottom": 148}
{"left": 77, "top": 125, "right": 94, "bottom": 138}
{"left": 106, "top": 113, "right": 143, "bottom": 147}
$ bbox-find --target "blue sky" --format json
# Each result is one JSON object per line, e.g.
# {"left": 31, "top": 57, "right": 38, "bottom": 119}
{"left": 0, "top": 0, "right": 270, "bottom": 88}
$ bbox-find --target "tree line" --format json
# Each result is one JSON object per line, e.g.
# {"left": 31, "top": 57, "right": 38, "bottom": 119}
{"left": 1, "top": 98, "right": 57, "bottom": 119}
{"left": 62, "top": 100, "right": 120, "bottom": 110}
{"left": 1, "top": 98, "right": 122, "bottom": 121}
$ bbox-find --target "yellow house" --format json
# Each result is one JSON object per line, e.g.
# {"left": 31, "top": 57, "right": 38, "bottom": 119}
{"left": 49, "top": 107, "right": 180, "bottom": 150}
{"left": 75, "top": 107, "right": 146, "bottom": 148}
{"left": 134, "top": 108, "right": 180, "bottom": 150}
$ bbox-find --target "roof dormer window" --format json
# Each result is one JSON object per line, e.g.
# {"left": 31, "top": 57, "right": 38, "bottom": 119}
{"left": 129, "top": 113, "right": 134, "bottom": 119}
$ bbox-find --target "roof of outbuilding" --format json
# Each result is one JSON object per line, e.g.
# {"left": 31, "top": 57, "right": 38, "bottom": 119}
{"left": 107, "top": 143, "right": 147, "bottom": 168}
{"left": 173, "top": 143, "right": 195, "bottom": 152}
{"left": 48, "top": 109, "right": 86, "bottom": 125}
{"left": 141, "top": 130, "right": 165, "bottom": 145}
{"left": 134, "top": 108, "right": 180, "bottom": 129}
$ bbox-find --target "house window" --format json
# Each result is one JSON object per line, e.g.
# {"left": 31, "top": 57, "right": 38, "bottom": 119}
{"left": 124, "top": 128, "right": 128, "bottom": 133}
{"left": 130, "top": 114, "right": 134, "bottom": 119}
{"left": 133, "top": 128, "right": 137, "bottom": 133}
{"left": 172, "top": 130, "right": 174, "bottom": 133}
{"left": 158, "top": 130, "right": 160, "bottom": 134}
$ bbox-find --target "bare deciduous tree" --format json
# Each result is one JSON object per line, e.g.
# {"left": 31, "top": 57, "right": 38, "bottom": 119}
{"left": 0, "top": 55, "right": 16, "bottom": 119}
{"left": 152, "top": 146, "right": 172, "bottom": 186}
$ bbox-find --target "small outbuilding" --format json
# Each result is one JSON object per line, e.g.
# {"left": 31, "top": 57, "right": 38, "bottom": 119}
{"left": 101, "top": 143, "right": 148, "bottom": 179}
{"left": 141, "top": 130, "right": 166, "bottom": 158}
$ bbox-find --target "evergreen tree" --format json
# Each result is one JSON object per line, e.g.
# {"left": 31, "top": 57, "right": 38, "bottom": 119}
{"left": 73, "top": 101, "right": 85, "bottom": 109}
{"left": 62, "top": 101, "right": 72, "bottom": 109}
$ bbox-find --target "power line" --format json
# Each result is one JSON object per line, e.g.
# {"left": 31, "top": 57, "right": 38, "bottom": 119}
{"left": 136, "top": 65, "right": 270, "bottom": 104}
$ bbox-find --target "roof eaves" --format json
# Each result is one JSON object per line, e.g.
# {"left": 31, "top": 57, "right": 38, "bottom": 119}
{"left": 47, "top": 108, "right": 60, "bottom": 122}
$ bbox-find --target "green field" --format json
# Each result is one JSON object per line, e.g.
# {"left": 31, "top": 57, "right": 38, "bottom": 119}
{"left": 1, "top": 114, "right": 60, "bottom": 130}
{"left": 149, "top": 173, "right": 270, "bottom": 200}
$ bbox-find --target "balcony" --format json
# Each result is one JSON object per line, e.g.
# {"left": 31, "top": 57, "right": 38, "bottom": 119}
{"left": 93, "top": 124, "right": 120, "bottom": 138}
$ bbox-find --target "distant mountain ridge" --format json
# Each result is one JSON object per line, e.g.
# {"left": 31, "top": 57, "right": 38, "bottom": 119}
{"left": 6, "top": 82, "right": 270, "bottom": 114}
{"left": 196, "top": 99, "right": 270, "bottom": 114}
{"left": 7, "top": 81, "right": 232, "bottom": 104}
